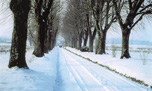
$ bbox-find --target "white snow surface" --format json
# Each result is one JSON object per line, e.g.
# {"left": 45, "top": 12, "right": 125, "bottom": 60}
{"left": 0, "top": 47, "right": 151, "bottom": 91}
{"left": 0, "top": 48, "right": 58, "bottom": 91}
{"left": 66, "top": 46, "right": 152, "bottom": 87}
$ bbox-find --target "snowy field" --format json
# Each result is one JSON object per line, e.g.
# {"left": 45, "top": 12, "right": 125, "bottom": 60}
{"left": 66, "top": 45, "right": 152, "bottom": 88}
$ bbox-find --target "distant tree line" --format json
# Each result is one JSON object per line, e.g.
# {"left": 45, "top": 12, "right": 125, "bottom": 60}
{"left": 8, "top": 0, "right": 60, "bottom": 68}
{"left": 62, "top": 0, "right": 152, "bottom": 59}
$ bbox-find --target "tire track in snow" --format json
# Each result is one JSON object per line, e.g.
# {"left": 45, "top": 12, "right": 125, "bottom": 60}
{"left": 61, "top": 49, "right": 110, "bottom": 91}
{"left": 54, "top": 48, "right": 62, "bottom": 91}
{"left": 63, "top": 48, "right": 147, "bottom": 91}
{"left": 61, "top": 49, "right": 89, "bottom": 91}
{"left": 55, "top": 48, "right": 83, "bottom": 91}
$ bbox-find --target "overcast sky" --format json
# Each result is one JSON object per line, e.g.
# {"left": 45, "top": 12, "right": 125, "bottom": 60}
{"left": 0, "top": 0, "right": 152, "bottom": 42}
{"left": 0, "top": 0, "right": 13, "bottom": 39}
{"left": 106, "top": 18, "right": 152, "bottom": 42}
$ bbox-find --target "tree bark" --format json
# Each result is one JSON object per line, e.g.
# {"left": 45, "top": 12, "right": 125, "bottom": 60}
{"left": 89, "top": 36, "right": 93, "bottom": 52}
{"left": 44, "top": 27, "right": 50, "bottom": 53}
{"left": 78, "top": 32, "right": 82, "bottom": 50}
{"left": 121, "top": 29, "right": 131, "bottom": 59}
{"left": 83, "top": 30, "right": 88, "bottom": 47}
{"left": 8, "top": 0, "right": 31, "bottom": 68}
{"left": 33, "top": 0, "right": 53, "bottom": 57}
{"left": 49, "top": 32, "right": 53, "bottom": 50}
{"left": 87, "top": 14, "right": 96, "bottom": 52}
{"left": 33, "top": 21, "right": 45, "bottom": 57}
{"left": 95, "top": 38, "right": 99, "bottom": 54}
{"left": 76, "top": 40, "right": 79, "bottom": 49}
{"left": 50, "top": 29, "right": 57, "bottom": 50}
{"left": 71, "top": 37, "right": 74, "bottom": 48}
{"left": 72, "top": 36, "right": 76, "bottom": 48}
{"left": 98, "top": 31, "right": 107, "bottom": 54}
{"left": 88, "top": 28, "right": 96, "bottom": 52}
{"left": 44, "top": 20, "right": 53, "bottom": 53}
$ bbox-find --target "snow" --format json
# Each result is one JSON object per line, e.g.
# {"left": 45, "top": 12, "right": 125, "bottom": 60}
{"left": 66, "top": 46, "right": 152, "bottom": 87}
{"left": 0, "top": 46, "right": 151, "bottom": 91}
{"left": 0, "top": 47, "right": 58, "bottom": 91}
{"left": 127, "top": 25, "right": 131, "bottom": 29}
{"left": 60, "top": 48, "right": 149, "bottom": 91}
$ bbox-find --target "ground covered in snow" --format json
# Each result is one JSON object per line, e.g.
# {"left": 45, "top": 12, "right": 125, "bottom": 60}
{"left": 0, "top": 46, "right": 151, "bottom": 91}
{"left": 0, "top": 47, "right": 58, "bottom": 91}
{"left": 66, "top": 45, "right": 152, "bottom": 88}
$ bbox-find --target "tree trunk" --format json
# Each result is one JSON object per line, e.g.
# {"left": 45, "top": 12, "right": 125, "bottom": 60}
{"left": 121, "top": 29, "right": 131, "bottom": 59}
{"left": 86, "top": 13, "right": 93, "bottom": 52}
{"left": 89, "top": 36, "right": 93, "bottom": 52}
{"left": 83, "top": 37, "right": 88, "bottom": 47}
{"left": 98, "top": 32, "right": 107, "bottom": 54}
{"left": 78, "top": 32, "right": 82, "bottom": 49}
{"left": 8, "top": 0, "right": 30, "bottom": 68}
{"left": 72, "top": 38, "right": 74, "bottom": 48}
{"left": 71, "top": 37, "right": 74, "bottom": 48}
{"left": 44, "top": 21, "right": 53, "bottom": 53}
{"left": 83, "top": 30, "right": 88, "bottom": 46}
{"left": 51, "top": 35, "right": 55, "bottom": 50}
{"left": 49, "top": 32, "right": 53, "bottom": 50}
{"left": 33, "top": 0, "right": 53, "bottom": 57}
{"left": 95, "top": 38, "right": 99, "bottom": 54}
{"left": 75, "top": 34, "right": 79, "bottom": 49}
{"left": 88, "top": 28, "right": 96, "bottom": 52}
{"left": 76, "top": 40, "right": 79, "bottom": 49}
{"left": 69, "top": 36, "right": 72, "bottom": 47}
{"left": 50, "top": 29, "right": 58, "bottom": 50}
{"left": 44, "top": 28, "right": 50, "bottom": 53}
{"left": 72, "top": 36, "right": 76, "bottom": 48}
{"left": 33, "top": 21, "right": 45, "bottom": 57}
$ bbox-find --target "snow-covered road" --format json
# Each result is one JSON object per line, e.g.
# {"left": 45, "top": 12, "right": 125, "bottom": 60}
{"left": 56, "top": 48, "right": 148, "bottom": 91}
{"left": 0, "top": 47, "right": 149, "bottom": 91}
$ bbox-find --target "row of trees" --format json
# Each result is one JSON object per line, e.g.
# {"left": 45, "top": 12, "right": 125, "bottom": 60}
{"left": 8, "top": 0, "right": 60, "bottom": 68}
{"left": 63, "top": 0, "right": 152, "bottom": 59}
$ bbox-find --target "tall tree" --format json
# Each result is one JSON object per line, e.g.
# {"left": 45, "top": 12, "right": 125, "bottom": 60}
{"left": 63, "top": 0, "right": 91, "bottom": 50}
{"left": 33, "top": 0, "right": 54, "bottom": 57}
{"left": 84, "top": 0, "right": 96, "bottom": 52}
{"left": 82, "top": 29, "right": 88, "bottom": 47}
{"left": 44, "top": 0, "right": 61, "bottom": 52}
{"left": 113, "top": 0, "right": 152, "bottom": 59}
{"left": 63, "top": 0, "right": 84, "bottom": 50}
{"left": 92, "top": 0, "right": 116, "bottom": 54}
{"left": 27, "top": 1, "right": 37, "bottom": 46}
{"left": 86, "top": 14, "right": 96, "bottom": 52}
{"left": 8, "top": 0, "right": 31, "bottom": 68}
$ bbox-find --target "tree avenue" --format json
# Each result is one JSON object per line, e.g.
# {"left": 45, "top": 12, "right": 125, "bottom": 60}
{"left": 62, "top": 0, "right": 152, "bottom": 59}
{"left": 8, "top": 0, "right": 152, "bottom": 69}
{"left": 8, "top": 0, "right": 60, "bottom": 68}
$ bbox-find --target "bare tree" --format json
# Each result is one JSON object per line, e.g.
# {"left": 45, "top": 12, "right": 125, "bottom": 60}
{"left": 113, "top": 0, "right": 152, "bottom": 59}
{"left": 44, "top": 0, "right": 61, "bottom": 51}
{"left": 27, "top": 1, "right": 37, "bottom": 46}
{"left": 62, "top": 0, "right": 84, "bottom": 50}
{"left": 33, "top": 0, "right": 54, "bottom": 57}
{"left": 91, "top": 0, "right": 116, "bottom": 54}
{"left": 8, "top": 0, "right": 31, "bottom": 68}
{"left": 63, "top": 0, "right": 96, "bottom": 51}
